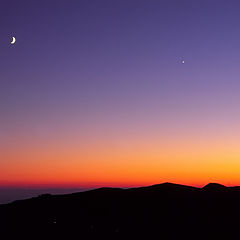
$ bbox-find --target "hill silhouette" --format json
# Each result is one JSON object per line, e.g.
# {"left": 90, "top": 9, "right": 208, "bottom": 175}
{"left": 202, "top": 182, "right": 227, "bottom": 191}
{"left": 0, "top": 182, "right": 240, "bottom": 239}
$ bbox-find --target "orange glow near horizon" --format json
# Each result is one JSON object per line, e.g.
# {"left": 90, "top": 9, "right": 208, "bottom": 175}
{"left": 2, "top": 126, "right": 240, "bottom": 189}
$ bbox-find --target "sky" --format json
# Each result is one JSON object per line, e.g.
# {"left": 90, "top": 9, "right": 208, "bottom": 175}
{"left": 1, "top": 0, "right": 240, "bottom": 191}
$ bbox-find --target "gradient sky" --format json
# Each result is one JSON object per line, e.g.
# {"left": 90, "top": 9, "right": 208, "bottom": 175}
{"left": 1, "top": 0, "right": 240, "bottom": 188}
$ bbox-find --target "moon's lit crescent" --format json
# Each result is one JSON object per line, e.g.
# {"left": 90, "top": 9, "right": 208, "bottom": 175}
{"left": 11, "top": 37, "right": 16, "bottom": 44}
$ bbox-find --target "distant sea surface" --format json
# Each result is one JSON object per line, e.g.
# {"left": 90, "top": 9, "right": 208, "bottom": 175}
{"left": 0, "top": 188, "right": 89, "bottom": 204}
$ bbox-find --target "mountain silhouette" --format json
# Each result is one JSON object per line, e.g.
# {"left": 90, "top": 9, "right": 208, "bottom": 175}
{"left": 0, "top": 182, "right": 240, "bottom": 240}
{"left": 202, "top": 182, "right": 227, "bottom": 191}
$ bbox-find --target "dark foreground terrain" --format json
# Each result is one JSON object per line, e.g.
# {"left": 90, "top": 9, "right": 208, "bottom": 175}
{"left": 1, "top": 182, "right": 240, "bottom": 239}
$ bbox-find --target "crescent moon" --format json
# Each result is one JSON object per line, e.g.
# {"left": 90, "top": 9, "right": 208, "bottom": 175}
{"left": 11, "top": 37, "right": 16, "bottom": 44}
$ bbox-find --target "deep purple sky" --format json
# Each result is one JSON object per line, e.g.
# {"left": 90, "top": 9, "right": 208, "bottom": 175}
{"left": 1, "top": 1, "right": 240, "bottom": 202}
{"left": 2, "top": 0, "right": 240, "bottom": 123}
{"left": 1, "top": 1, "right": 240, "bottom": 115}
